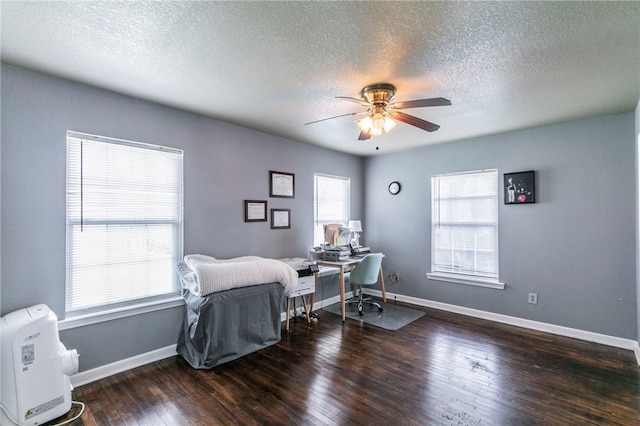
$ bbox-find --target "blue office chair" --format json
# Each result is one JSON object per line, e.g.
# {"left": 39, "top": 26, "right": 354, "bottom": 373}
{"left": 344, "top": 253, "right": 384, "bottom": 315}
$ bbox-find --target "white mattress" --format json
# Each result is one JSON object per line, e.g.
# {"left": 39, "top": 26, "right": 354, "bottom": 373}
{"left": 177, "top": 254, "right": 298, "bottom": 297}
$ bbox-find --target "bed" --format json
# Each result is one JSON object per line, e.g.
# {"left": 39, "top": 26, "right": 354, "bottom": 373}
{"left": 176, "top": 255, "right": 298, "bottom": 369}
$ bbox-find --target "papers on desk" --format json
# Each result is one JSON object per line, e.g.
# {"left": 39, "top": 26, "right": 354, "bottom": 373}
{"left": 323, "top": 251, "right": 350, "bottom": 261}
{"left": 322, "top": 246, "right": 351, "bottom": 261}
{"left": 317, "top": 244, "right": 373, "bottom": 261}
{"left": 352, "top": 246, "right": 370, "bottom": 254}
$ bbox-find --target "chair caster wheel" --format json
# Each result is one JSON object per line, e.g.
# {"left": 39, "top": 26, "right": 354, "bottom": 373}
{"left": 378, "top": 307, "right": 383, "bottom": 312}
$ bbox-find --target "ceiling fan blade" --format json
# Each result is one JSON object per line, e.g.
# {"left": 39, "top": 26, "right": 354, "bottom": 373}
{"left": 358, "top": 130, "right": 372, "bottom": 140}
{"left": 336, "top": 96, "right": 366, "bottom": 103}
{"left": 391, "top": 97, "right": 451, "bottom": 109}
{"left": 336, "top": 96, "right": 373, "bottom": 108}
{"left": 394, "top": 112, "right": 440, "bottom": 132}
{"left": 304, "top": 111, "right": 362, "bottom": 125}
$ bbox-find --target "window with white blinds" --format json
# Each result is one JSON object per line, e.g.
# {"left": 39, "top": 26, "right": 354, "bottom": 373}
{"left": 314, "top": 173, "right": 350, "bottom": 246}
{"left": 431, "top": 169, "right": 499, "bottom": 283}
{"left": 65, "top": 131, "right": 183, "bottom": 315}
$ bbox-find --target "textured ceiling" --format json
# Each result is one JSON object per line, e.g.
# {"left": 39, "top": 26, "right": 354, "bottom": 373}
{"left": 2, "top": 1, "right": 639, "bottom": 156}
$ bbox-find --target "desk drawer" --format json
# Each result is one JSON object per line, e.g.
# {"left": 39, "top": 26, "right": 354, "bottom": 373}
{"left": 289, "top": 276, "right": 315, "bottom": 297}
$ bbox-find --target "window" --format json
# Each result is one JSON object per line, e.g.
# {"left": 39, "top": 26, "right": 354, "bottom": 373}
{"left": 65, "top": 131, "right": 183, "bottom": 315}
{"left": 429, "top": 169, "right": 503, "bottom": 289}
{"left": 314, "top": 173, "right": 350, "bottom": 246}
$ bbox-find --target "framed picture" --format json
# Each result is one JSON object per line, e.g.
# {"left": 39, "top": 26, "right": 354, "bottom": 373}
{"left": 504, "top": 171, "right": 535, "bottom": 204}
{"left": 271, "top": 208, "right": 291, "bottom": 229}
{"left": 244, "top": 200, "right": 267, "bottom": 222}
{"left": 269, "top": 170, "right": 295, "bottom": 198}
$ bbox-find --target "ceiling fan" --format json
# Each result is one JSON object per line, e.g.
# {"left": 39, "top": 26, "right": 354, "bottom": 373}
{"left": 305, "top": 83, "right": 451, "bottom": 140}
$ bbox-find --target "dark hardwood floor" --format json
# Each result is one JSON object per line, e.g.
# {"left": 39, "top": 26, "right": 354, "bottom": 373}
{"left": 52, "top": 301, "right": 639, "bottom": 425}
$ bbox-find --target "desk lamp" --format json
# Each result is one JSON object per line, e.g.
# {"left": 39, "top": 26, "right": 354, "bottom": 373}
{"left": 348, "top": 220, "right": 363, "bottom": 247}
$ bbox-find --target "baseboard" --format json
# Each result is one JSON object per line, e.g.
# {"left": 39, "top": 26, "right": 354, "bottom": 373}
{"left": 71, "top": 344, "right": 177, "bottom": 388}
{"left": 311, "top": 294, "right": 342, "bottom": 310}
{"left": 366, "top": 289, "right": 640, "bottom": 359}
{"left": 281, "top": 294, "right": 343, "bottom": 322}
{"left": 75, "top": 297, "right": 346, "bottom": 388}
{"left": 76, "top": 297, "right": 346, "bottom": 387}
{"left": 73, "top": 291, "right": 640, "bottom": 387}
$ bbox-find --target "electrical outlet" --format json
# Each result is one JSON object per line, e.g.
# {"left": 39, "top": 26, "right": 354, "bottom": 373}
{"left": 528, "top": 292, "right": 538, "bottom": 304}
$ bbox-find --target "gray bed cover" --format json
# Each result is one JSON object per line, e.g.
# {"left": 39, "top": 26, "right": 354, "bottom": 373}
{"left": 177, "top": 282, "right": 284, "bottom": 369}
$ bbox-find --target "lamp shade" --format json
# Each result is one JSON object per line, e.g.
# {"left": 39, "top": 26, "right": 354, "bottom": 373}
{"left": 348, "top": 220, "right": 362, "bottom": 232}
{"left": 356, "top": 112, "right": 396, "bottom": 137}
{"left": 371, "top": 113, "right": 386, "bottom": 130}
{"left": 383, "top": 116, "right": 397, "bottom": 132}
{"left": 357, "top": 116, "right": 373, "bottom": 132}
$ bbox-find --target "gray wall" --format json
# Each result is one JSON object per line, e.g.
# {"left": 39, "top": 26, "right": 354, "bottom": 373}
{"left": 2, "top": 64, "right": 637, "bottom": 374}
{"left": 636, "top": 100, "right": 640, "bottom": 345}
{"left": 365, "top": 112, "right": 637, "bottom": 339}
{"left": 0, "top": 65, "right": 363, "bottom": 370}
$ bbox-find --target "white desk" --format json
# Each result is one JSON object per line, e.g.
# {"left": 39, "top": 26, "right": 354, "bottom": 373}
{"left": 315, "top": 256, "right": 386, "bottom": 321}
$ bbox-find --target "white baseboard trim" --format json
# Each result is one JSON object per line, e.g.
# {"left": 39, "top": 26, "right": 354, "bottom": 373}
{"left": 366, "top": 289, "right": 640, "bottom": 358}
{"left": 73, "top": 291, "right": 640, "bottom": 387}
{"left": 280, "top": 294, "right": 343, "bottom": 322}
{"left": 71, "top": 344, "right": 177, "bottom": 388}
{"left": 312, "top": 291, "right": 344, "bottom": 311}
{"left": 280, "top": 291, "right": 353, "bottom": 321}
{"left": 75, "top": 296, "right": 347, "bottom": 388}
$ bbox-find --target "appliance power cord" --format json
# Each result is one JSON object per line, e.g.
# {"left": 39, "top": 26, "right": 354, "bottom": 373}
{"left": 387, "top": 271, "right": 399, "bottom": 302}
{"left": 1, "top": 400, "right": 85, "bottom": 426}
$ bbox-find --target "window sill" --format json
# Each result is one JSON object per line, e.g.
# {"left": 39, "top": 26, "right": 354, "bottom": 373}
{"left": 58, "top": 295, "right": 185, "bottom": 331}
{"left": 426, "top": 273, "right": 506, "bottom": 290}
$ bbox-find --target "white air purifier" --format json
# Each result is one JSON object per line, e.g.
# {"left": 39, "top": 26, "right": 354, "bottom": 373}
{"left": 1, "top": 304, "right": 79, "bottom": 425}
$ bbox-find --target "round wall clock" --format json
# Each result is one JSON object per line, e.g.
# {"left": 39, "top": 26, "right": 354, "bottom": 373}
{"left": 388, "top": 181, "right": 401, "bottom": 195}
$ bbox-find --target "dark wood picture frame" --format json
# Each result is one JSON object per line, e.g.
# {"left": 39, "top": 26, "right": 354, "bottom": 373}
{"left": 271, "top": 208, "right": 291, "bottom": 229}
{"left": 504, "top": 171, "right": 535, "bottom": 204}
{"left": 244, "top": 200, "right": 267, "bottom": 222}
{"left": 269, "top": 170, "right": 295, "bottom": 198}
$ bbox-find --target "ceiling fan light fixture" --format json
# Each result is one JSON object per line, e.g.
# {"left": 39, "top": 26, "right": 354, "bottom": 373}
{"left": 371, "top": 112, "right": 386, "bottom": 131}
{"left": 383, "top": 115, "right": 397, "bottom": 132}
{"left": 369, "top": 126, "right": 383, "bottom": 136}
{"left": 357, "top": 111, "right": 397, "bottom": 136}
{"left": 357, "top": 115, "right": 373, "bottom": 132}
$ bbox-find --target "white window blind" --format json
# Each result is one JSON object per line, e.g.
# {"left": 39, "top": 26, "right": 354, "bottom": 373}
{"left": 314, "top": 173, "right": 350, "bottom": 246}
{"left": 65, "top": 132, "right": 183, "bottom": 315}
{"left": 431, "top": 169, "right": 499, "bottom": 281}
